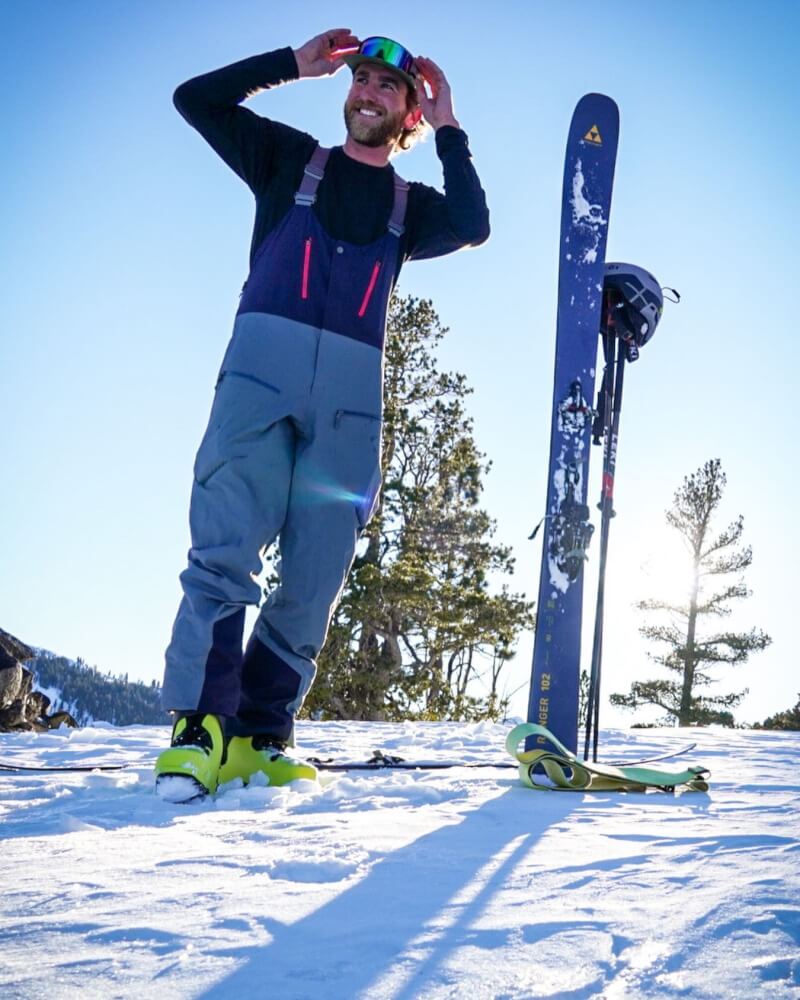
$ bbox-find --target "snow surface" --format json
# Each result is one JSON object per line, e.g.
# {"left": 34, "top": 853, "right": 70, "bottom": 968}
{"left": 1, "top": 722, "right": 798, "bottom": 999}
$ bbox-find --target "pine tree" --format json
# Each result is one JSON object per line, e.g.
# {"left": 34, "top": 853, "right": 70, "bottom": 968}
{"left": 610, "top": 459, "right": 770, "bottom": 726}
{"left": 28, "top": 651, "right": 164, "bottom": 725}
{"left": 754, "top": 695, "right": 800, "bottom": 731}
{"left": 302, "top": 295, "right": 533, "bottom": 722}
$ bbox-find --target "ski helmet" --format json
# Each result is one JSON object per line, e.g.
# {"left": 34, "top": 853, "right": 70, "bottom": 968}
{"left": 602, "top": 263, "right": 663, "bottom": 348}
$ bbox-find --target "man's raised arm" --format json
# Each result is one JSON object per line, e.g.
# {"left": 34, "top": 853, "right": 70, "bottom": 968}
{"left": 171, "top": 29, "right": 357, "bottom": 190}
{"left": 406, "top": 57, "right": 490, "bottom": 258}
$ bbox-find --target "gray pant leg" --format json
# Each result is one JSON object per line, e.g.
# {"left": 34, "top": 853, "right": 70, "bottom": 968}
{"left": 246, "top": 395, "right": 383, "bottom": 731}
{"left": 162, "top": 374, "right": 295, "bottom": 714}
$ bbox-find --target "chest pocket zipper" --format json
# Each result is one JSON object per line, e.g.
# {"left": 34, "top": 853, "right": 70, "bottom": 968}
{"left": 358, "top": 262, "right": 382, "bottom": 318}
{"left": 301, "top": 237, "right": 312, "bottom": 300}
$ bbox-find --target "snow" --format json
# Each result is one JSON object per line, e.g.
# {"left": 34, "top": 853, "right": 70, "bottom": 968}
{"left": 1, "top": 722, "right": 798, "bottom": 999}
{"left": 548, "top": 557, "right": 571, "bottom": 596}
{"left": 570, "top": 158, "right": 607, "bottom": 265}
{"left": 31, "top": 681, "right": 94, "bottom": 727}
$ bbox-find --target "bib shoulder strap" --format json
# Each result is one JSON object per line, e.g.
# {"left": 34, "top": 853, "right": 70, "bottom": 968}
{"left": 388, "top": 173, "right": 409, "bottom": 237}
{"left": 294, "top": 145, "right": 331, "bottom": 207}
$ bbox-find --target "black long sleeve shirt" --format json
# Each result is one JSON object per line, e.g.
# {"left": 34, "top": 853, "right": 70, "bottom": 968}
{"left": 172, "top": 48, "right": 490, "bottom": 276}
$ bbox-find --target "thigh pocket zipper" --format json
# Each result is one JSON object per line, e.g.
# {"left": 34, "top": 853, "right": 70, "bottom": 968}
{"left": 218, "top": 371, "right": 281, "bottom": 394}
{"left": 334, "top": 408, "right": 381, "bottom": 428}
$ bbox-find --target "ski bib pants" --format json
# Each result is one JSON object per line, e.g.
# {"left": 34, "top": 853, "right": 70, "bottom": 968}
{"left": 162, "top": 146, "right": 408, "bottom": 743}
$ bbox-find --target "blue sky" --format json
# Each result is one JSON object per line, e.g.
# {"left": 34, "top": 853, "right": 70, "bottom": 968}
{"left": 2, "top": 1, "right": 798, "bottom": 726}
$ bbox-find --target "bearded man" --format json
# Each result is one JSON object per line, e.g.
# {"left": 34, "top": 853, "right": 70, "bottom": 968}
{"left": 156, "top": 30, "right": 489, "bottom": 801}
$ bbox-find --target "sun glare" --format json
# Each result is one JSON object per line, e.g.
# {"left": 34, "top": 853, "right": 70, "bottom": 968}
{"left": 639, "top": 528, "right": 696, "bottom": 607}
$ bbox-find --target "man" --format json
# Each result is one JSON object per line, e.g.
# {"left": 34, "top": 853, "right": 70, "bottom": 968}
{"left": 155, "top": 29, "right": 489, "bottom": 801}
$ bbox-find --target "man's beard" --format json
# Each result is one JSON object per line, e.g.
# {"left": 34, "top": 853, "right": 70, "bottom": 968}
{"left": 344, "top": 101, "right": 405, "bottom": 149}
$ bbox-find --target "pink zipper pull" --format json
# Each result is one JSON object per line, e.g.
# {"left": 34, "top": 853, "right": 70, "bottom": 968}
{"left": 358, "top": 261, "right": 382, "bottom": 317}
{"left": 301, "top": 237, "right": 312, "bottom": 300}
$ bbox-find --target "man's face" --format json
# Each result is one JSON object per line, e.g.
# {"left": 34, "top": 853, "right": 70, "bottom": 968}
{"left": 344, "top": 63, "right": 416, "bottom": 148}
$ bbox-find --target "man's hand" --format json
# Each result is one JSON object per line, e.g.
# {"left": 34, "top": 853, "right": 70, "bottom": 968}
{"left": 415, "top": 57, "right": 460, "bottom": 131}
{"left": 294, "top": 29, "right": 361, "bottom": 79}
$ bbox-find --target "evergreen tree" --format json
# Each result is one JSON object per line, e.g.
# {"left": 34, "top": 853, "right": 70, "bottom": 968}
{"left": 28, "top": 651, "right": 164, "bottom": 725}
{"left": 754, "top": 695, "right": 800, "bottom": 731}
{"left": 302, "top": 295, "right": 533, "bottom": 722}
{"left": 610, "top": 459, "right": 770, "bottom": 726}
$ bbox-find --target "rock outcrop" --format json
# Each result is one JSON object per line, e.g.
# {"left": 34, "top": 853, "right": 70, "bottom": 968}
{"left": 0, "top": 628, "right": 77, "bottom": 731}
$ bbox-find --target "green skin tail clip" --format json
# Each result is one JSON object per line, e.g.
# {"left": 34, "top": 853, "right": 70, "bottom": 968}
{"left": 507, "top": 723, "right": 710, "bottom": 793}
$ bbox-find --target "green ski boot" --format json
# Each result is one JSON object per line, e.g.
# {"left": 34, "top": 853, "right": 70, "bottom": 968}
{"left": 218, "top": 736, "right": 318, "bottom": 787}
{"left": 154, "top": 713, "right": 225, "bottom": 802}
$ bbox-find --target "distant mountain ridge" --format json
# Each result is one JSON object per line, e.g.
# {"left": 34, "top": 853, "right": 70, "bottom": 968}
{"left": 28, "top": 650, "right": 164, "bottom": 726}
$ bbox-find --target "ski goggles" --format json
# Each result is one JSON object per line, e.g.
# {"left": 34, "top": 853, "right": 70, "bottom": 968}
{"left": 343, "top": 37, "right": 417, "bottom": 88}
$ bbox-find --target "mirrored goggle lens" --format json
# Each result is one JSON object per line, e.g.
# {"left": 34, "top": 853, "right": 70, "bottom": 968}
{"left": 358, "top": 37, "right": 415, "bottom": 76}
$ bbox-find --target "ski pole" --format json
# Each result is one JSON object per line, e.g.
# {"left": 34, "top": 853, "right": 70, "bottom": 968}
{"left": 584, "top": 327, "right": 627, "bottom": 761}
{"left": 584, "top": 323, "right": 615, "bottom": 758}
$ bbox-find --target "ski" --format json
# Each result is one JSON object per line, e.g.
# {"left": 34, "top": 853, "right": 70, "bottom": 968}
{"left": 0, "top": 760, "right": 128, "bottom": 772}
{"left": 309, "top": 753, "right": 516, "bottom": 771}
{"left": 607, "top": 742, "right": 697, "bottom": 767}
{"left": 528, "top": 94, "right": 619, "bottom": 753}
{"left": 312, "top": 746, "right": 697, "bottom": 770}
{"left": 0, "top": 743, "right": 697, "bottom": 775}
